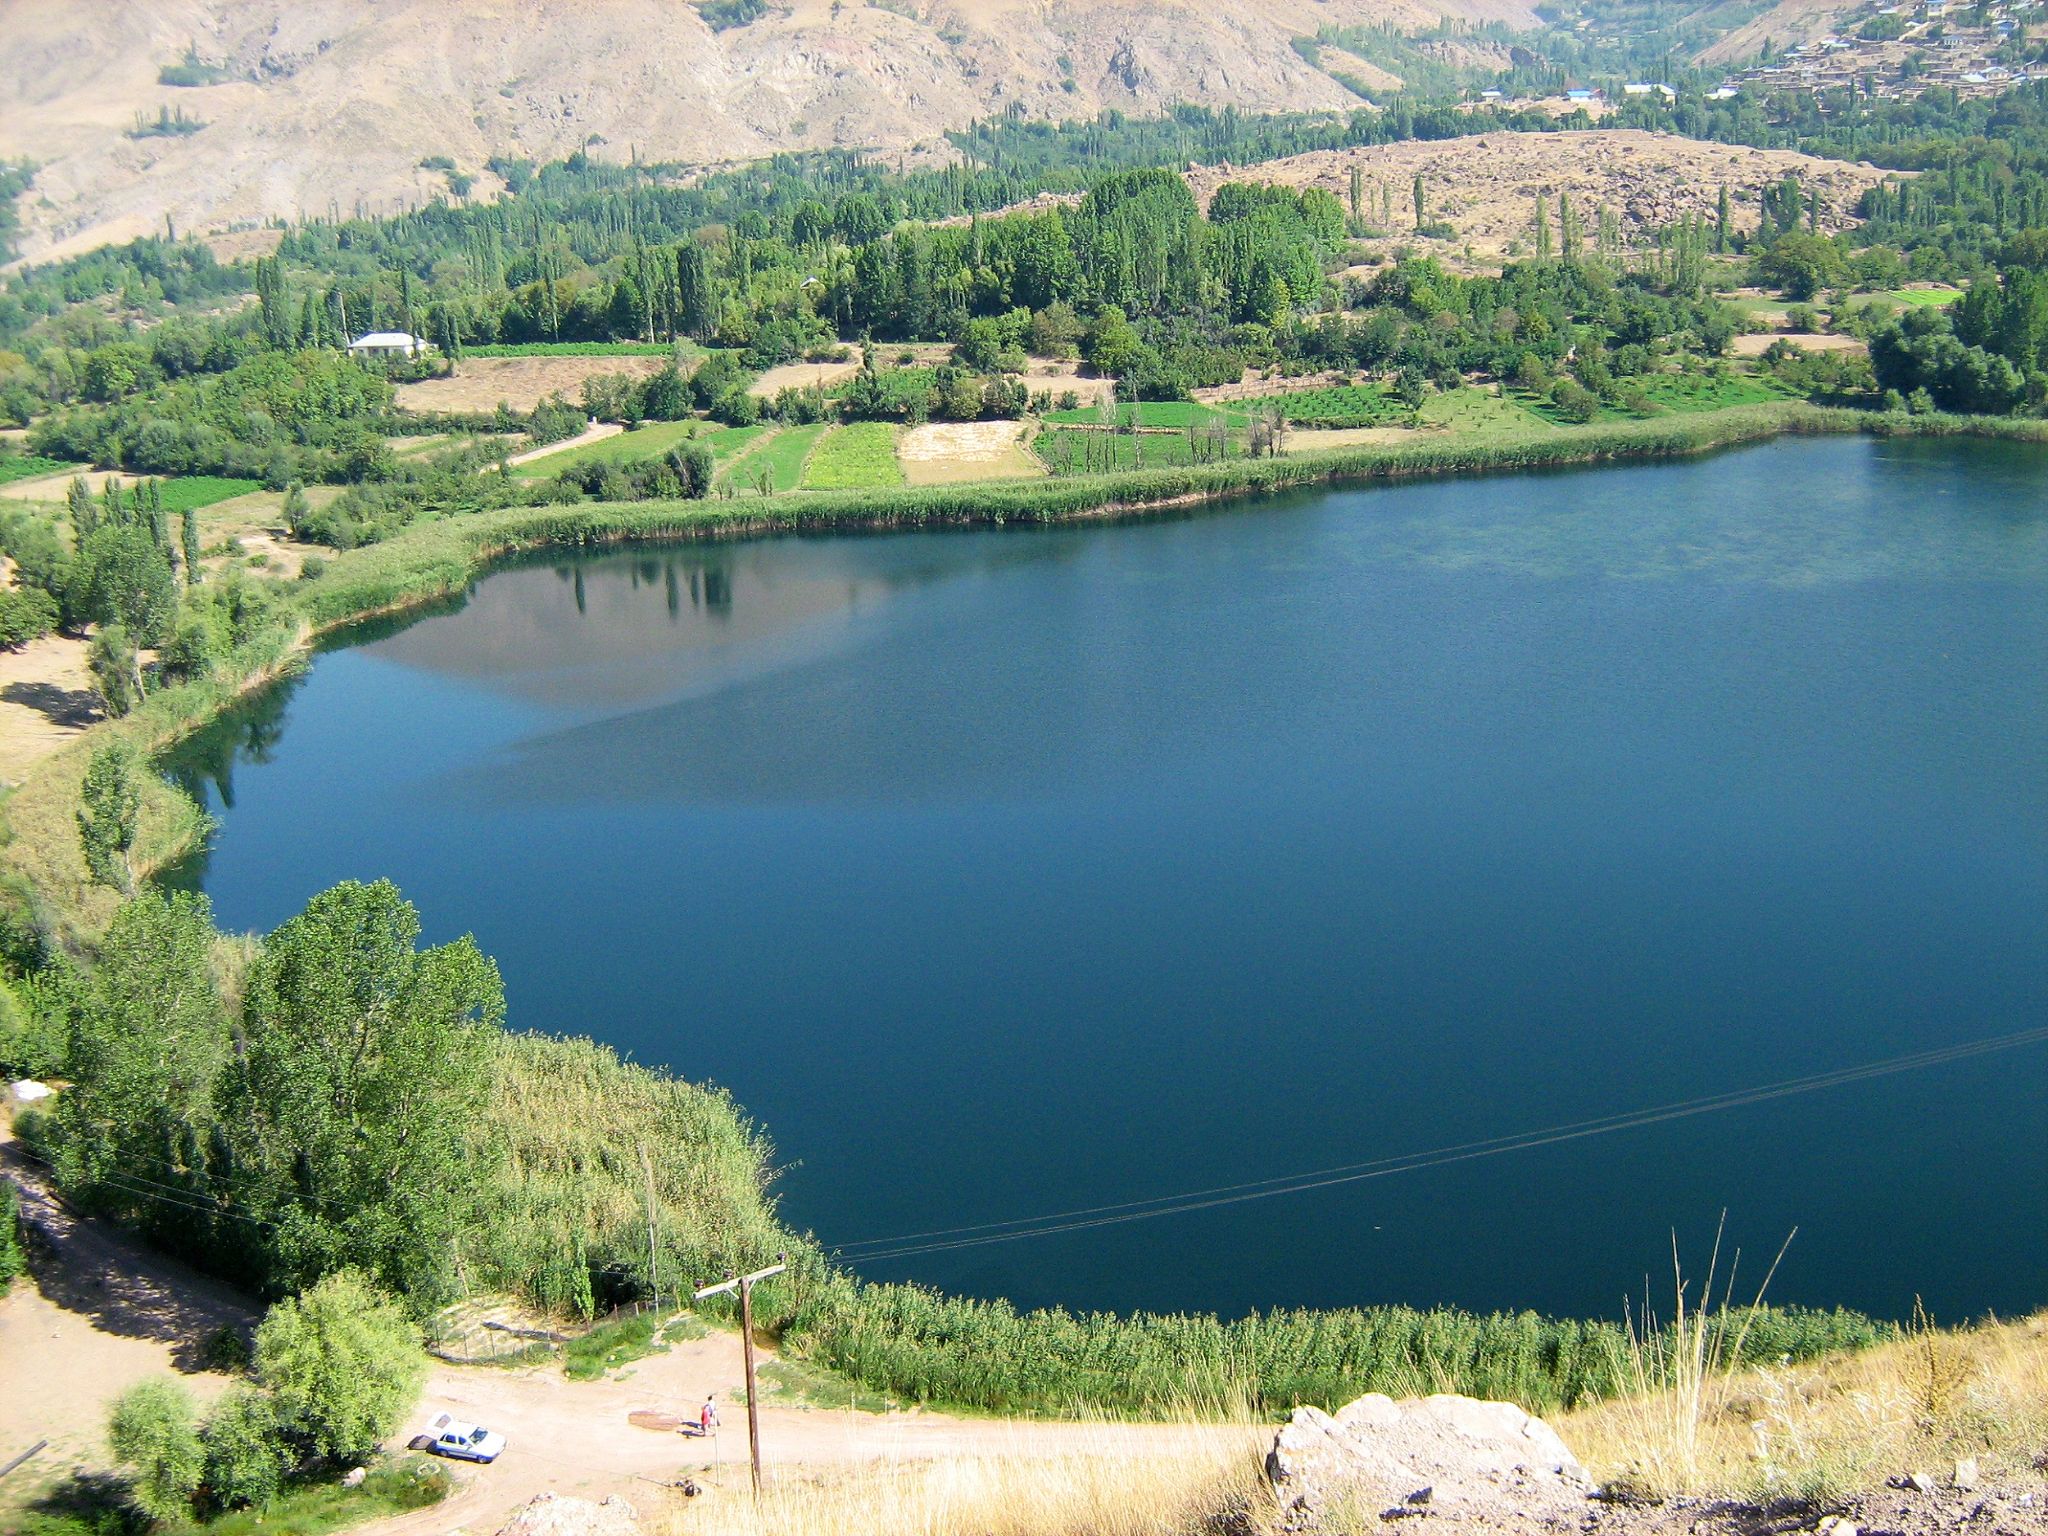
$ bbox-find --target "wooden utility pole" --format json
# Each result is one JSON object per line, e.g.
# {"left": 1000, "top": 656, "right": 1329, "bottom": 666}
{"left": 693, "top": 1257, "right": 786, "bottom": 1495}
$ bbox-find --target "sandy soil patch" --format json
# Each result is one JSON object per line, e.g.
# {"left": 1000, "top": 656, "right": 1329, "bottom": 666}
{"left": 395, "top": 356, "right": 671, "bottom": 415}
{"left": 899, "top": 420, "right": 1043, "bottom": 485}
{"left": 1188, "top": 131, "right": 1896, "bottom": 258}
{"left": 1021, "top": 358, "right": 1113, "bottom": 406}
{"left": 0, "top": 632, "right": 99, "bottom": 783}
{"left": 198, "top": 488, "right": 336, "bottom": 580}
{"left": 749, "top": 355, "right": 864, "bottom": 398}
{"left": 1728, "top": 331, "right": 1868, "bottom": 356}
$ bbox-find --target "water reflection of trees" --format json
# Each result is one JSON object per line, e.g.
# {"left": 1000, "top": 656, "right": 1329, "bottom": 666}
{"left": 160, "top": 667, "right": 306, "bottom": 817}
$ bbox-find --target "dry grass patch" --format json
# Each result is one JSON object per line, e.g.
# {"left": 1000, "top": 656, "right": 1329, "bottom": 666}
{"left": 660, "top": 1424, "right": 1268, "bottom": 1536}
{"left": 1560, "top": 1309, "right": 2048, "bottom": 1506}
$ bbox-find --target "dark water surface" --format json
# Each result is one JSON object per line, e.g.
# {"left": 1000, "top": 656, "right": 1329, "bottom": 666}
{"left": 166, "top": 437, "right": 2048, "bottom": 1324}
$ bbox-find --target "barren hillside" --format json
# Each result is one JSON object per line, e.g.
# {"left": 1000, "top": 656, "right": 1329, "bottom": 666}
{"left": 1190, "top": 131, "right": 1896, "bottom": 256}
{"left": 0, "top": 0, "right": 1538, "bottom": 263}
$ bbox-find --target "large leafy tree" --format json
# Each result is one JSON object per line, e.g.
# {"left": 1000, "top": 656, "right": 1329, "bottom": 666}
{"left": 255, "top": 1269, "right": 425, "bottom": 1463}
{"left": 107, "top": 1379, "right": 204, "bottom": 1525}
{"left": 225, "top": 879, "right": 503, "bottom": 1300}
{"left": 55, "top": 890, "right": 231, "bottom": 1250}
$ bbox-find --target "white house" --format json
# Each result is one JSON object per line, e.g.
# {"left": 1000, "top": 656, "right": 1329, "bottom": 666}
{"left": 347, "top": 330, "right": 428, "bottom": 359}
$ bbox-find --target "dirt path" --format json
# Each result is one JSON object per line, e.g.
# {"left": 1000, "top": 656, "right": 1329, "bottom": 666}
{"left": 0, "top": 1141, "right": 253, "bottom": 1500}
{"left": 506, "top": 422, "right": 622, "bottom": 468}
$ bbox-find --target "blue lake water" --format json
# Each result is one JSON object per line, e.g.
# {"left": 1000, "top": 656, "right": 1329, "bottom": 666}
{"left": 165, "top": 436, "right": 2048, "bottom": 1324}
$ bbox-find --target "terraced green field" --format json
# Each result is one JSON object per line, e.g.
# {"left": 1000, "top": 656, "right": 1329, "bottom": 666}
{"left": 1042, "top": 400, "right": 1224, "bottom": 429}
{"left": 1038, "top": 427, "right": 1245, "bottom": 476}
{"left": 0, "top": 454, "right": 81, "bottom": 486}
{"left": 1247, "top": 384, "right": 1409, "bottom": 429}
{"left": 723, "top": 423, "right": 829, "bottom": 493}
{"left": 512, "top": 420, "right": 704, "bottom": 477}
{"left": 155, "top": 476, "right": 265, "bottom": 513}
{"left": 801, "top": 422, "right": 904, "bottom": 490}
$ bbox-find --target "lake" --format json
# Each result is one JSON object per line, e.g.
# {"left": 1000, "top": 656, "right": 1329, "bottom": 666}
{"left": 164, "top": 436, "right": 2048, "bottom": 1325}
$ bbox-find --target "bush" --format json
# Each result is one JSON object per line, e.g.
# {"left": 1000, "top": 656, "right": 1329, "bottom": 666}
{"left": 256, "top": 1271, "right": 426, "bottom": 1464}
{"left": 107, "top": 1379, "right": 204, "bottom": 1525}
{"left": 0, "top": 586, "right": 58, "bottom": 650}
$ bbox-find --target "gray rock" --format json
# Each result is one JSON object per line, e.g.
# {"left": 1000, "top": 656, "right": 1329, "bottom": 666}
{"left": 1955, "top": 1456, "right": 1980, "bottom": 1491}
{"left": 1267, "top": 1393, "right": 1591, "bottom": 1533}
{"left": 1908, "top": 1470, "right": 1938, "bottom": 1495}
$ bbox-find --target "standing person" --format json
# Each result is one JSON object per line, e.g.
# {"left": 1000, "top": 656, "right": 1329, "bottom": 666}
{"left": 699, "top": 1397, "right": 719, "bottom": 1436}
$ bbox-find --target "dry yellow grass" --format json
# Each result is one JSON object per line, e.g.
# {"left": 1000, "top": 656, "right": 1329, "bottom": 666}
{"left": 1559, "top": 1310, "right": 2048, "bottom": 1505}
{"left": 659, "top": 1425, "right": 1269, "bottom": 1536}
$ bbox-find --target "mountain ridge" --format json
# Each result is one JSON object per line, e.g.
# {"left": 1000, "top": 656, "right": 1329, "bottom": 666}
{"left": 0, "top": 0, "right": 1537, "bottom": 262}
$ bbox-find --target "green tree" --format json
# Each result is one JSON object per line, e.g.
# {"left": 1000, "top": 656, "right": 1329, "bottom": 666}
{"left": 0, "top": 1179, "right": 24, "bottom": 1293}
{"left": 66, "top": 476, "right": 98, "bottom": 543}
{"left": 1413, "top": 173, "right": 1426, "bottom": 232}
{"left": 77, "top": 742, "right": 141, "bottom": 890}
{"left": 72, "top": 524, "right": 178, "bottom": 646}
{"left": 179, "top": 507, "right": 201, "bottom": 586}
{"left": 55, "top": 891, "right": 231, "bottom": 1241}
{"left": 87, "top": 622, "right": 142, "bottom": 717}
{"left": 108, "top": 1379, "right": 204, "bottom": 1525}
{"left": 255, "top": 1270, "right": 426, "bottom": 1463}
{"left": 202, "top": 1385, "right": 292, "bottom": 1510}
{"left": 281, "top": 481, "right": 310, "bottom": 538}
{"left": 226, "top": 880, "right": 503, "bottom": 1298}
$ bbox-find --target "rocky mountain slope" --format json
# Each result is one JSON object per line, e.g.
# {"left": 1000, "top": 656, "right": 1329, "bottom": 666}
{"left": 0, "top": 0, "right": 1536, "bottom": 262}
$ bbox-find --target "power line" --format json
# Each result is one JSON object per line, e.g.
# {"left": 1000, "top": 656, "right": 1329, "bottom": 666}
{"left": 830, "top": 1024, "right": 2048, "bottom": 1265}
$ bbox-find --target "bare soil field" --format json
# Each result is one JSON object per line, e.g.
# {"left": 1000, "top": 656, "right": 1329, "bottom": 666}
{"left": 1189, "top": 131, "right": 1897, "bottom": 257}
{"left": 1729, "top": 331, "right": 1869, "bottom": 356}
{"left": 899, "top": 420, "right": 1043, "bottom": 485}
{"left": 0, "top": 468, "right": 119, "bottom": 503}
{"left": 197, "top": 486, "right": 336, "bottom": 579}
{"left": 396, "top": 357, "right": 670, "bottom": 416}
{"left": 749, "top": 356, "right": 864, "bottom": 399}
{"left": 508, "top": 421, "right": 621, "bottom": 467}
{"left": 1022, "top": 358, "right": 1114, "bottom": 406}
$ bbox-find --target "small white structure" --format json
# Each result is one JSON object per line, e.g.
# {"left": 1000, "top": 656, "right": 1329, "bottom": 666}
{"left": 10, "top": 1079, "right": 53, "bottom": 1103}
{"left": 347, "top": 330, "right": 428, "bottom": 359}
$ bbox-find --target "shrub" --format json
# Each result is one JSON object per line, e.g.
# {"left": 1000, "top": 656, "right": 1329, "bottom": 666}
{"left": 107, "top": 1379, "right": 204, "bottom": 1525}
{"left": 256, "top": 1271, "right": 426, "bottom": 1464}
{"left": 0, "top": 587, "right": 58, "bottom": 650}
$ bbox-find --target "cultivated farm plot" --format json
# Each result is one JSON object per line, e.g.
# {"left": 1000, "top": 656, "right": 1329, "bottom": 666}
{"left": 898, "top": 420, "right": 1043, "bottom": 486}
{"left": 1038, "top": 426, "right": 1246, "bottom": 476}
{"left": 0, "top": 454, "right": 80, "bottom": 486}
{"left": 511, "top": 419, "right": 703, "bottom": 477}
{"left": 1245, "top": 384, "right": 1410, "bottom": 429}
{"left": 395, "top": 354, "right": 673, "bottom": 414}
{"left": 724, "top": 423, "right": 828, "bottom": 493}
{"left": 801, "top": 422, "right": 905, "bottom": 490}
{"left": 1042, "top": 400, "right": 1226, "bottom": 429}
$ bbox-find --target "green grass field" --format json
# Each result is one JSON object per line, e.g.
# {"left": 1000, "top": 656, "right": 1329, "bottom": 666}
{"left": 0, "top": 454, "right": 81, "bottom": 486}
{"left": 1887, "top": 287, "right": 1962, "bottom": 308}
{"left": 1042, "top": 400, "right": 1223, "bottom": 429}
{"left": 1508, "top": 369, "right": 1792, "bottom": 427}
{"left": 156, "top": 476, "right": 265, "bottom": 512}
{"left": 724, "top": 423, "right": 829, "bottom": 492}
{"left": 1038, "top": 426, "right": 1246, "bottom": 476}
{"left": 512, "top": 419, "right": 704, "bottom": 477}
{"left": 801, "top": 422, "right": 904, "bottom": 490}
{"left": 465, "top": 341, "right": 691, "bottom": 358}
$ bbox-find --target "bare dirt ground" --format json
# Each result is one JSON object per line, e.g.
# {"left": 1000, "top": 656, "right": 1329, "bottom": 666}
{"left": 396, "top": 358, "right": 670, "bottom": 416}
{"left": 0, "top": 632, "right": 99, "bottom": 784}
{"left": 748, "top": 357, "right": 863, "bottom": 399}
{"left": 0, "top": 1138, "right": 251, "bottom": 1502}
{"left": 1194, "top": 370, "right": 1356, "bottom": 404}
{"left": 1022, "top": 358, "right": 1113, "bottom": 406}
{"left": 1188, "top": 131, "right": 1897, "bottom": 257}
{"left": 1729, "top": 331, "right": 1869, "bottom": 356}
{"left": 898, "top": 421, "right": 1043, "bottom": 485}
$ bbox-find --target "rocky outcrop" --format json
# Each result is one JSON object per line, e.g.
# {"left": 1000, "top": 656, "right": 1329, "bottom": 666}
{"left": 496, "top": 1493, "right": 644, "bottom": 1536}
{"left": 1267, "top": 1393, "right": 1592, "bottom": 1532}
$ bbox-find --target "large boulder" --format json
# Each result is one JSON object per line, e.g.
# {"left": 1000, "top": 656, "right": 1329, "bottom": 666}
{"left": 1267, "top": 1393, "right": 1592, "bottom": 1531}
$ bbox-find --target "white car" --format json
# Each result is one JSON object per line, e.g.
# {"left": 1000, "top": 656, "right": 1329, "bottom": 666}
{"left": 421, "top": 1412, "right": 507, "bottom": 1463}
